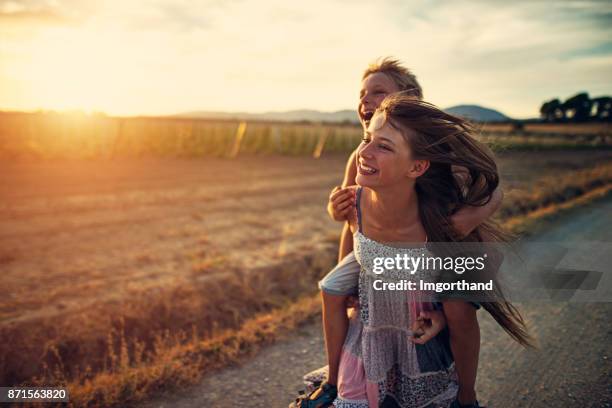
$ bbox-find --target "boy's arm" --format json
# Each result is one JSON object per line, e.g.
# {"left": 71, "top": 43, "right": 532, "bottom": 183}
{"left": 451, "top": 185, "right": 503, "bottom": 238}
{"left": 338, "top": 222, "right": 354, "bottom": 262}
{"left": 443, "top": 301, "right": 480, "bottom": 405}
{"left": 339, "top": 150, "right": 358, "bottom": 261}
{"left": 327, "top": 150, "right": 359, "bottom": 222}
{"left": 341, "top": 149, "right": 358, "bottom": 188}
{"left": 327, "top": 150, "right": 358, "bottom": 261}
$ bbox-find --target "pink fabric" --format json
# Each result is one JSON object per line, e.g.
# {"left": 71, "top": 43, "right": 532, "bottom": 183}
{"left": 337, "top": 346, "right": 380, "bottom": 406}
{"left": 337, "top": 348, "right": 367, "bottom": 400}
{"left": 366, "top": 381, "right": 379, "bottom": 407}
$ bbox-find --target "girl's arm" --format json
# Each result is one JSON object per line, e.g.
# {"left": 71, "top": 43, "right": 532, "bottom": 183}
{"left": 443, "top": 301, "right": 480, "bottom": 405}
{"left": 451, "top": 185, "right": 503, "bottom": 238}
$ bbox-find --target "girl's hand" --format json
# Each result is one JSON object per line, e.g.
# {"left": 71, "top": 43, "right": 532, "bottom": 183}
{"left": 327, "top": 186, "right": 357, "bottom": 222}
{"left": 409, "top": 310, "right": 447, "bottom": 344}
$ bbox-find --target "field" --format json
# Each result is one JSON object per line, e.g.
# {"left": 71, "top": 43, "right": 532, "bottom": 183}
{"left": 482, "top": 121, "right": 611, "bottom": 135}
{"left": 1, "top": 112, "right": 610, "bottom": 161}
{"left": 1, "top": 109, "right": 612, "bottom": 406}
{"left": 1, "top": 146, "right": 612, "bottom": 406}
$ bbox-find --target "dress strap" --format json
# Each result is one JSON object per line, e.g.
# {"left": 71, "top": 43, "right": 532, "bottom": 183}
{"left": 355, "top": 186, "right": 363, "bottom": 233}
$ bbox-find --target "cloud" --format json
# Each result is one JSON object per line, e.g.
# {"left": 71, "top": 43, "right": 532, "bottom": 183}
{"left": 0, "top": 0, "right": 610, "bottom": 117}
{"left": 0, "top": 0, "right": 68, "bottom": 23}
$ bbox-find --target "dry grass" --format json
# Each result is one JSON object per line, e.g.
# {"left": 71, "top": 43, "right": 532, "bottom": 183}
{"left": 483, "top": 122, "right": 610, "bottom": 135}
{"left": 1, "top": 156, "right": 610, "bottom": 407}
{"left": 0, "top": 111, "right": 362, "bottom": 160}
{"left": 498, "top": 163, "right": 612, "bottom": 219}
{"left": 57, "top": 295, "right": 323, "bottom": 408}
{"left": 0, "top": 250, "right": 336, "bottom": 380}
{"left": 1, "top": 111, "right": 609, "bottom": 161}
{"left": 503, "top": 184, "right": 612, "bottom": 234}
{"left": 480, "top": 122, "right": 611, "bottom": 147}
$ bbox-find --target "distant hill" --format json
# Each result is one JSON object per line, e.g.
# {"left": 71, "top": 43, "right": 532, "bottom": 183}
{"left": 176, "top": 104, "right": 511, "bottom": 123}
{"left": 444, "top": 105, "right": 511, "bottom": 122}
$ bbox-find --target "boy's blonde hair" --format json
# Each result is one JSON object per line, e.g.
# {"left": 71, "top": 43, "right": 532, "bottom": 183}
{"left": 363, "top": 57, "right": 423, "bottom": 100}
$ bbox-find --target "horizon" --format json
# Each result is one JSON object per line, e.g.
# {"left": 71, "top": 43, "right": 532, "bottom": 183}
{"left": 0, "top": 99, "right": 606, "bottom": 122}
{"left": 1, "top": 0, "right": 611, "bottom": 119}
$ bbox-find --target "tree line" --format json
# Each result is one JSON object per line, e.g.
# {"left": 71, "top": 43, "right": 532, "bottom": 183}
{"left": 540, "top": 92, "right": 611, "bottom": 122}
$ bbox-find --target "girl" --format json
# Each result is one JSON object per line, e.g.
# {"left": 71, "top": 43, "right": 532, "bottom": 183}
{"left": 292, "top": 58, "right": 504, "bottom": 408}
{"left": 330, "top": 95, "right": 531, "bottom": 407}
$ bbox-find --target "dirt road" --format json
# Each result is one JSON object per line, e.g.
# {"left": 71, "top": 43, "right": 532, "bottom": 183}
{"left": 141, "top": 194, "right": 612, "bottom": 408}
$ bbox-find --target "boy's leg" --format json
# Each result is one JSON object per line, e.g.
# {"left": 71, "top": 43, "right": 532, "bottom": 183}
{"left": 321, "top": 291, "right": 349, "bottom": 386}
{"left": 317, "top": 251, "right": 360, "bottom": 385}
{"left": 291, "top": 254, "right": 360, "bottom": 407}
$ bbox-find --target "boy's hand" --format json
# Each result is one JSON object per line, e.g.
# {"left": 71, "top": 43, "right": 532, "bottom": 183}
{"left": 346, "top": 295, "right": 359, "bottom": 309}
{"left": 409, "top": 310, "right": 447, "bottom": 344}
{"left": 327, "top": 186, "right": 357, "bottom": 222}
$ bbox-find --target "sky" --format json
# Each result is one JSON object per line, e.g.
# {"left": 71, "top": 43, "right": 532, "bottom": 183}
{"left": 1, "top": 0, "right": 611, "bottom": 118}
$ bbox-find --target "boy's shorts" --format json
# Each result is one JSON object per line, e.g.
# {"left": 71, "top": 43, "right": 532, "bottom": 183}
{"left": 318, "top": 251, "right": 360, "bottom": 296}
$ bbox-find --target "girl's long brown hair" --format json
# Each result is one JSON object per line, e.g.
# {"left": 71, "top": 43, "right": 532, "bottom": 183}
{"left": 378, "top": 94, "right": 535, "bottom": 348}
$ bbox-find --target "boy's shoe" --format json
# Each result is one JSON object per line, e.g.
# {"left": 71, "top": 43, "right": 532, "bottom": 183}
{"left": 289, "top": 381, "right": 337, "bottom": 408}
{"left": 303, "top": 365, "right": 329, "bottom": 393}
{"left": 450, "top": 399, "right": 481, "bottom": 408}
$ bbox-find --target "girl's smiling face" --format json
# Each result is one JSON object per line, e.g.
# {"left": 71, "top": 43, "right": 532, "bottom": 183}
{"left": 356, "top": 112, "right": 428, "bottom": 189}
{"left": 358, "top": 73, "right": 400, "bottom": 129}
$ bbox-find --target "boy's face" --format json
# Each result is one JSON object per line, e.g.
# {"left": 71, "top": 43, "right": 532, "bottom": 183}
{"left": 358, "top": 72, "right": 400, "bottom": 129}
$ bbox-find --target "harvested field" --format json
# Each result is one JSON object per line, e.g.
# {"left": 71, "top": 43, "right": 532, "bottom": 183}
{"left": 1, "top": 150, "right": 611, "bottom": 405}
